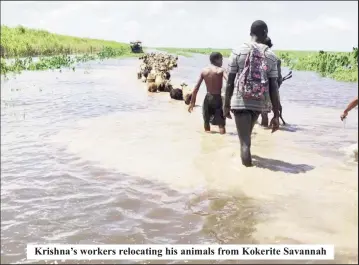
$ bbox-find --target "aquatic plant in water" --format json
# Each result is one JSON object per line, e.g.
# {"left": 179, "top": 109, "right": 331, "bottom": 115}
{"left": 0, "top": 47, "right": 142, "bottom": 77}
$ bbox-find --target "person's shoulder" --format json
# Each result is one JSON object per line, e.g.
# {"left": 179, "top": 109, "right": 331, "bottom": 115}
{"left": 264, "top": 48, "right": 278, "bottom": 63}
{"left": 216, "top": 67, "right": 225, "bottom": 74}
{"left": 201, "top": 66, "right": 211, "bottom": 75}
{"left": 231, "top": 43, "right": 251, "bottom": 56}
{"left": 221, "top": 66, "right": 227, "bottom": 72}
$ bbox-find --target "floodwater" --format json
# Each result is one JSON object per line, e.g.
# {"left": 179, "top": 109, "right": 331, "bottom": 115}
{"left": 1, "top": 53, "right": 358, "bottom": 264}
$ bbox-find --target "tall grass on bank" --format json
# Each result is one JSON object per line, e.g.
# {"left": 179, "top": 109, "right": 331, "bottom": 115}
{"left": 0, "top": 25, "right": 143, "bottom": 76}
{"left": 277, "top": 48, "right": 358, "bottom": 82}
{"left": 157, "top": 47, "right": 358, "bottom": 82}
{"left": 0, "top": 25, "right": 133, "bottom": 58}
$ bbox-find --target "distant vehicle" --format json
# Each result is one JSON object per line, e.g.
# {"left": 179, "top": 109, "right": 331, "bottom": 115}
{"left": 130, "top": 41, "right": 143, "bottom": 53}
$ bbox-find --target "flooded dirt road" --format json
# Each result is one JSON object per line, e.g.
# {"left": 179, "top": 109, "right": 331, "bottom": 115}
{"left": 1, "top": 54, "right": 358, "bottom": 264}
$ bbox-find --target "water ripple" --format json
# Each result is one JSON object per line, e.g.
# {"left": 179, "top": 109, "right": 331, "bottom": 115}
{"left": 1, "top": 56, "right": 357, "bottom": 264}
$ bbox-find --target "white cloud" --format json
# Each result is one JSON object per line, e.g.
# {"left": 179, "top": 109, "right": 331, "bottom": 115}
{"left": 122, "top": 20, "right": 141, "bottom": 41}
{"left": 1, "top": 1, "right": 357, "bottom": 51}
{"left": 123, "top": 20, "right": 140, "bottom": 32}
{"left": 49, "top": 3, "right": 80, "bottom": 20}
{"left": 147, "top": 1, "right": 165, "bottom": 16}
{"left": 291, "top": 16, "right": 352, "bottom": 34}
{"left": 99, "top": 18, "right": 113, "bottom": 24}
{"left": 322, "top": 17, "right": 351, "bottom": 31}
{"left": 176, "top": 9, "right": 187, "bottom": 16}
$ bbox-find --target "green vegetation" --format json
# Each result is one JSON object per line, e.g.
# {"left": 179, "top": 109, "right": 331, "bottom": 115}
{"left": 157, "top": 48, "right": 193, "bottom": 57}
{"left": 0, "top": 25, "right": 133, "bottom": 58}
{"left": 1, "top": 25, "right": 357, "bottom": 82}
{"left": 157, "top": 47, "right": 358, "bottom": 82}
{"left": 277, "top": 48, "right": 358, "bottom": 82}
{"left": 1, "top": 25, "right": 143, "bottom": 76}
{"left": 157, "top": 47, "right": 231, "bottom": 58}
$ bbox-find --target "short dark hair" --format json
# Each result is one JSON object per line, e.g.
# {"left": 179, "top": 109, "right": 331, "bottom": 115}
{"left": 210, "top": 52, "right": 223, "bottom": 64}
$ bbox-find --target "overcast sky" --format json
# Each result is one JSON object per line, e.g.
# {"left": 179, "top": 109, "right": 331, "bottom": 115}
{"left": 1, "top": 1, "right": 358, "bottom": 51}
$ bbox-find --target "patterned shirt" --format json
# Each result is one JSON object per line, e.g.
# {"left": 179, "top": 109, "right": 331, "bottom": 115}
{"left": 227, "top": 42, "right": 279, "bottom": 111}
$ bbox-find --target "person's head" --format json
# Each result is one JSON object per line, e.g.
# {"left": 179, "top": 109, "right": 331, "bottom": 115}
{"left": 209, "top": 52, "right": 223, "bottom": 67}
{"left": 264, "top": 37, "right": 273, "bottom": 48}
{"left": 250, "top": 20, "right": 268, "bottom": 43}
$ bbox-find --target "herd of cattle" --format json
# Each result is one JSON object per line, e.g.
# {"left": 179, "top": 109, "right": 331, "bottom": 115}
{"left": 137, "top": 53, "right": 193, "bottom": 105}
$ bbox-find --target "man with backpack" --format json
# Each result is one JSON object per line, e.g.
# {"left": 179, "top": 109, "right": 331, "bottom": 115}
{"left": 224, "top": 20, "right": 281, "bottom": 167}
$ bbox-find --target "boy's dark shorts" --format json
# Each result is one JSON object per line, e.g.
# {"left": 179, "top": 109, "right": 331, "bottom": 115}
{"left": 202, "top": 93, "right": 225, "bottom": 127}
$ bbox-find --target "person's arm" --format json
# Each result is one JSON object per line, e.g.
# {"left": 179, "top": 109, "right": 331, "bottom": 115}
{"left": 222, "top": 68, "right": 228, "bottom": 81}
{"left": 266, "top": 54, "right": 281, "bottom": 132}
{"left": 224, "top": 51, "right": 239, "bottom": 108}
{"left": 344, "top": 97, "right": 358, "bottom": 113}
{"left": 269, "top": 78, "right": 280, "bottom": 117}
{"left": 225, "top": 73, "right": 236, "bottom": 107}
{"left": 188, "top": 72, "right": 204, "bottom": 110}
{"left": 266, "top": 55, "right": 280, "bottom": 118}
{"left": 341, "top": 97, "right": 358, "bottom": 120}
{"left": 277, "top": 59, "right": 283, "bottom": 88}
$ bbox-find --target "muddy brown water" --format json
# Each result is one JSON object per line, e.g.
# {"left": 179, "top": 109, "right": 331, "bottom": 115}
{"left": 1, "top": 53, "right": 358, "bottom": 264}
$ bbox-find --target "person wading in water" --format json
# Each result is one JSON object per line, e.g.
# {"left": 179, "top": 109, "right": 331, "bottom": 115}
{"left": 261, "top": 37, "right": 283, "bottom": 127}
{"left": 188, "top": 52, "right": 227, "bottom": 134}
{"left": 224, "top": 20, "right": 281, "bottom": 167}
